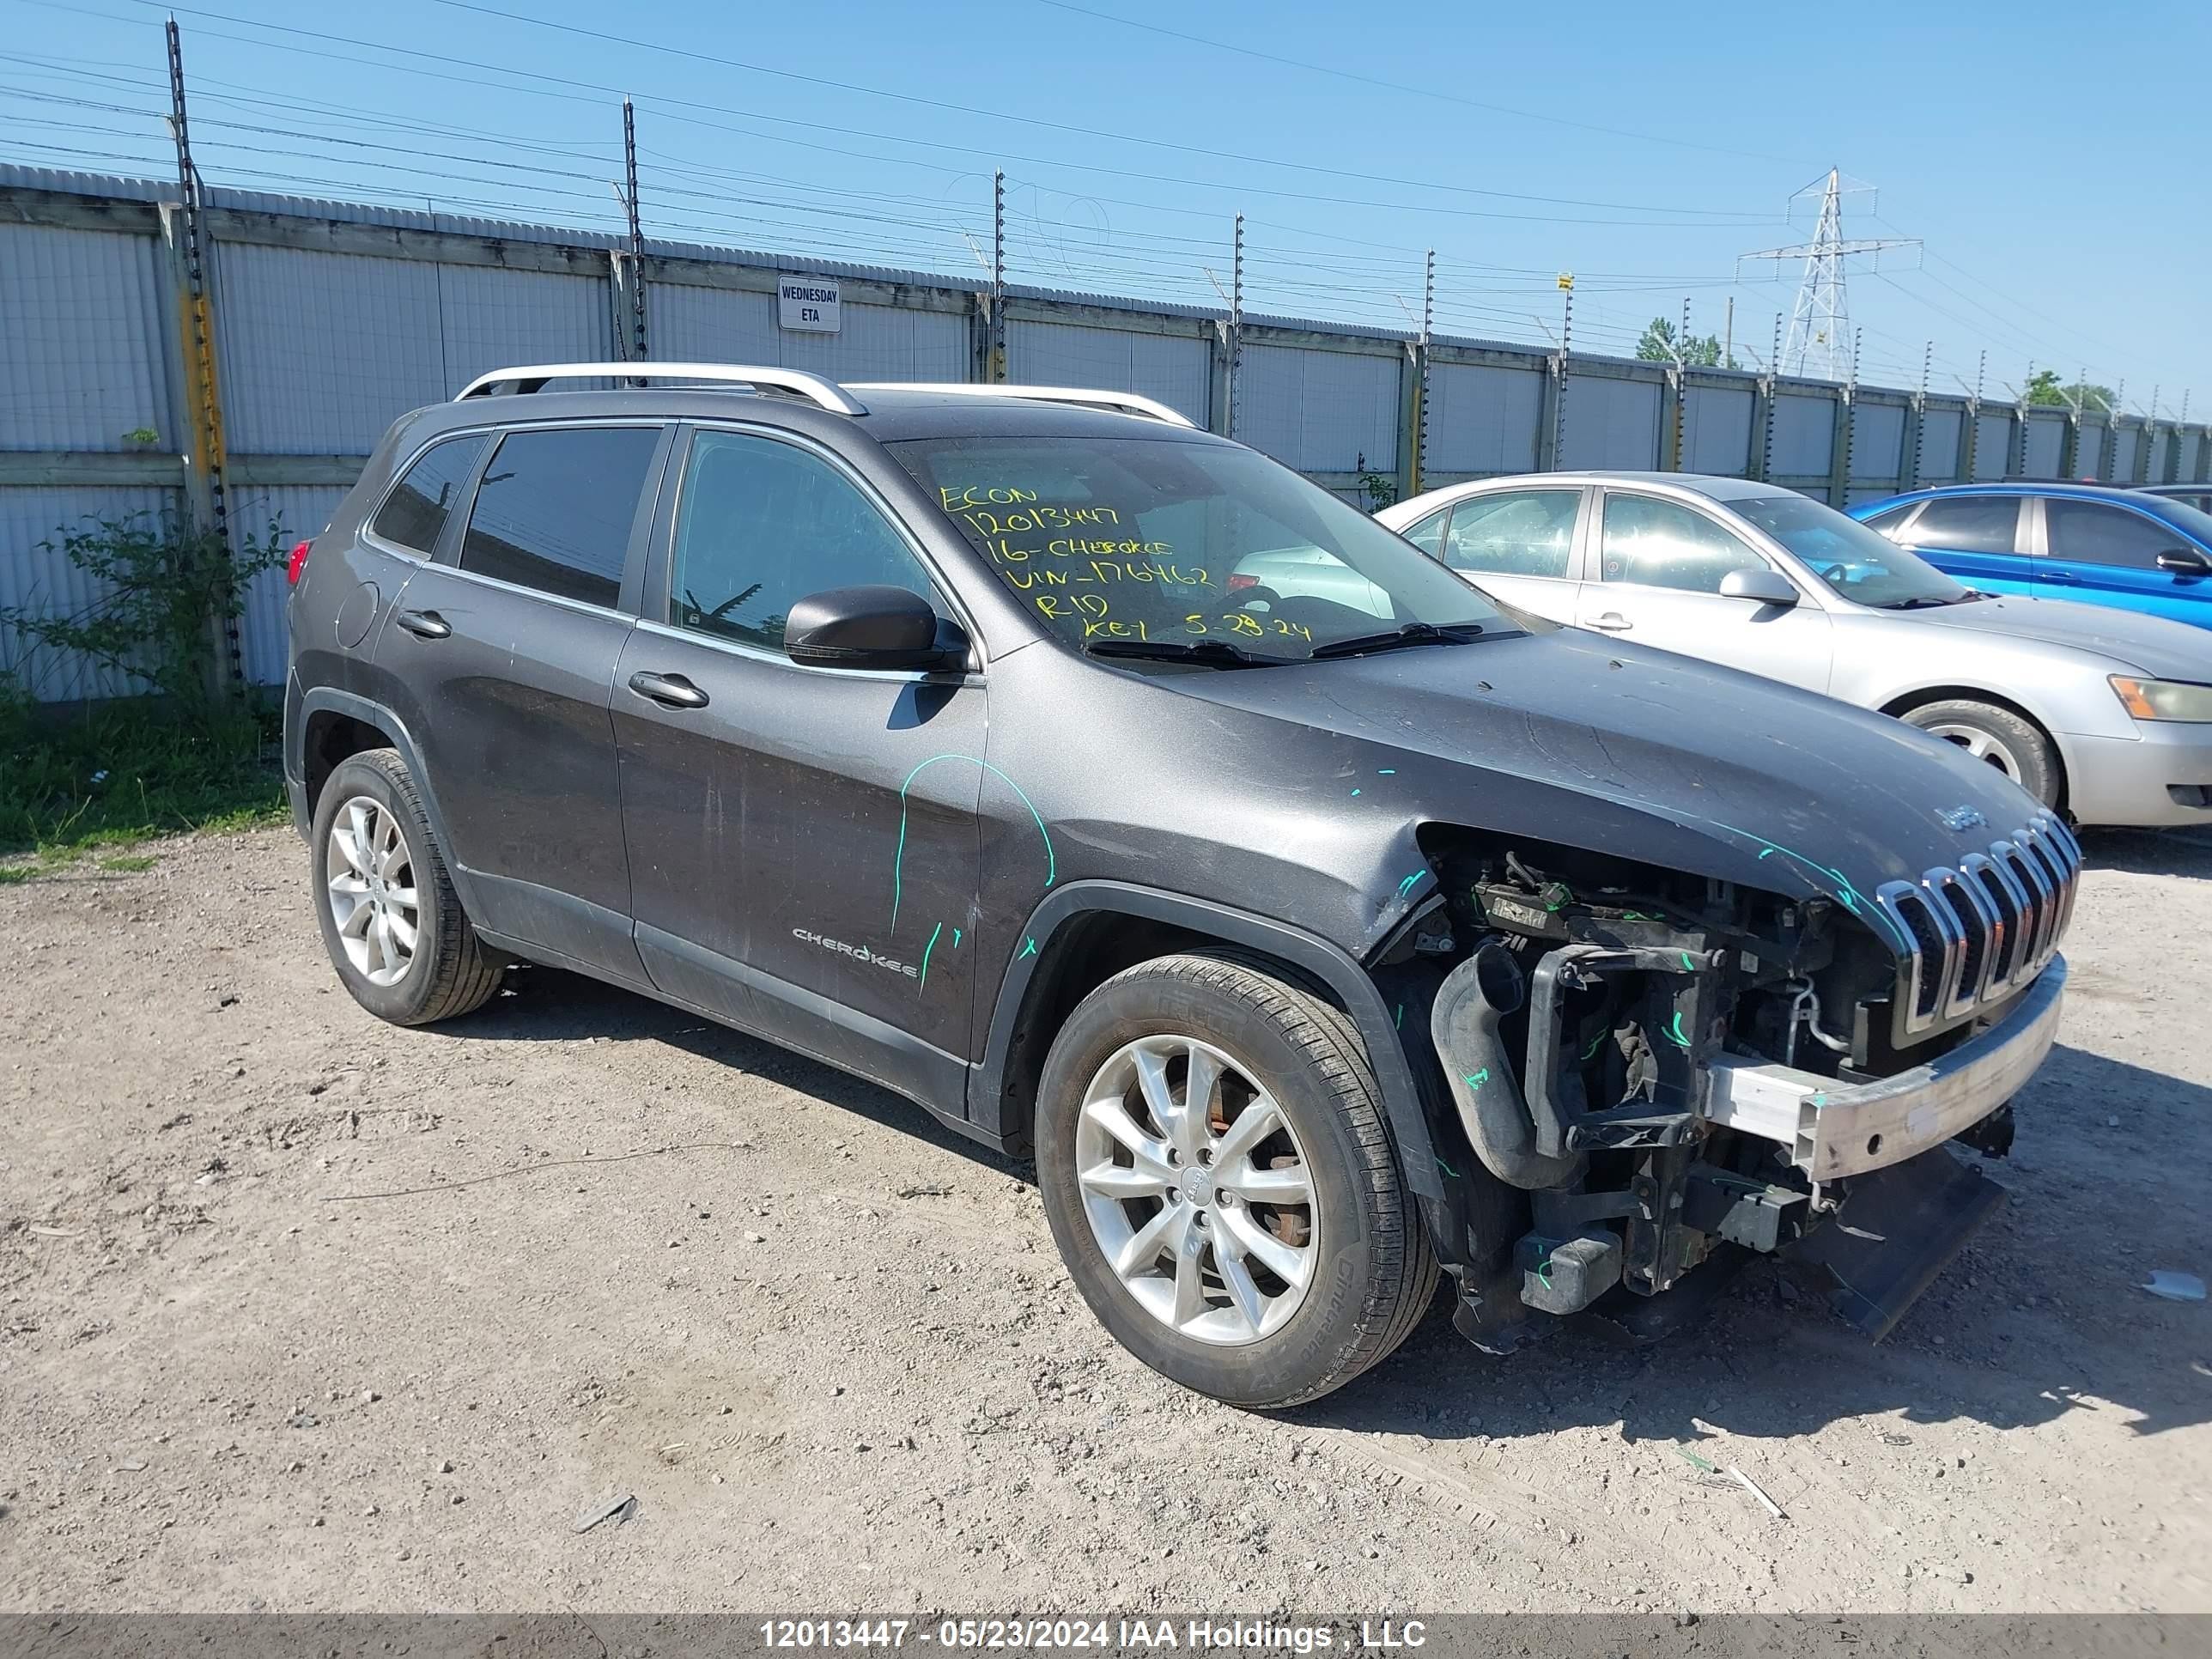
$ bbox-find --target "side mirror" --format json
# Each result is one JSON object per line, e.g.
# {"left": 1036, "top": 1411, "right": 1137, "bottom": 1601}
{"left": 1717, "top": 567, "right": 1802, "bottom": 607}
{"left": 2156, "top": 547, "right": 2212, "bottom": 576}
{"left": 784, "top": 585, "right": 966, "bottom": 672}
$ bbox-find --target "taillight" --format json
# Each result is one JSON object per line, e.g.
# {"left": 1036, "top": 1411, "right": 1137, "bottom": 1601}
{"left": 1225, "top": 572, "right": 1258, "bottom": 592}
{"left": 287, "top": 538, "right": 313, "bottom": 585}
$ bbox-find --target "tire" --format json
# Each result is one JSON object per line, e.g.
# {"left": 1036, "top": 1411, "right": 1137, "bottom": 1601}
{"left": 308, "top": 747, "right": 503, "bottom": 1026}
{"left": 1035, "top": 950, "right": 1438, "bottom": 1408}
{"left": 1899, "top": 698, "right": 2061, "bottom": 808}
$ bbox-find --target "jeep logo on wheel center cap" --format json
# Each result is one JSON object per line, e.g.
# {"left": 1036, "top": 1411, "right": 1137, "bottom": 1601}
{"left": 1180, "top": 1167, "right": 1214, "bottom": 1206}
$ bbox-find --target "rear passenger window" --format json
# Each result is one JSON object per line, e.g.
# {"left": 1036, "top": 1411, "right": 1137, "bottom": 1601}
{"left": 669, "top": 430, "right": 935, "bottom": 653}
{"left": 1443, "top": 489, "right": 1581, "bottom": 577}
{"left": 371, "top": 434, "right": 487, "bottom": 555}
{"left": 460, "top": 426, "right": 661, "bottom": 607}
{"left": 1907, "top": 495, "right": 2020, "bottom": 555}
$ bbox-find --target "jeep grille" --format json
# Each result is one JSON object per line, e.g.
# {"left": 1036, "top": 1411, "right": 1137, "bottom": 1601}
{"left": 1873, "top": 812, "right": 2081, "bottom": 1037}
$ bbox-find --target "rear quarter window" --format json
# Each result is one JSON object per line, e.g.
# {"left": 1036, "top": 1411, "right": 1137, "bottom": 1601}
{"left": 370, "top": 434, "right": 489, "bottom": 556}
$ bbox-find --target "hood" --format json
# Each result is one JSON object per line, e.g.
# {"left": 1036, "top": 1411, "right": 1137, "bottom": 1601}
{"left": 1911, "top": 593, "right": 2212, "bottom": 678}
{"left": 1158, "top": 628, "right": 2049, "bottom": 955}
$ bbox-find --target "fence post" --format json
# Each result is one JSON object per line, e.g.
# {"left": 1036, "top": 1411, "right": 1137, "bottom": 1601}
{"left": 1396, "top": 248, "right": 1432, "bottom": 501}
{"left": 162, "top": 18, "right": 240, "bottom": 696}
{"left": 1825, "top": 333, "right": 1858, "bottom": 507}
{"left": 619, "top": 98, "right": 648, "bottom": 366}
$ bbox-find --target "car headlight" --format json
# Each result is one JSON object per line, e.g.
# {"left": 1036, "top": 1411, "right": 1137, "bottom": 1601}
{"left": 2110, "top": 675, "right": 2212, "bottom": 722}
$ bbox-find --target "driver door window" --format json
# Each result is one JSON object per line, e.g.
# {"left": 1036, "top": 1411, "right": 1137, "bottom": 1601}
{"left": 1582, "top": 492, "right": 1833, "bottom": 694}
{"left": 671, "top": 429, "right": 936, "bottom": 651}
{"left": 1598, "top": 494, "right": 1758, "bottom": 592}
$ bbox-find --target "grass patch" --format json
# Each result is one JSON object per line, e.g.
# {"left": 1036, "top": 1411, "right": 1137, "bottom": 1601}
{"left": 98, "top": 854, "right": 159, "bottom": 873}
{"left": 0, "top": 696, "right": 286, "bottom": 860}
{"left": 0, "top": 865, "right": 35, "bottom": 885}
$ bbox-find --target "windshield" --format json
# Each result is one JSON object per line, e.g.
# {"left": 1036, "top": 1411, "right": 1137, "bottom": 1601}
{"left": 886, "top": 434, "right": 1506, "bottom": 662}
{"left": 1734, "top": 492, "right": 1972, "bottom": 608}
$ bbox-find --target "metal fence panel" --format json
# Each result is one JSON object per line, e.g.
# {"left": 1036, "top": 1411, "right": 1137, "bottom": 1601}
{"left": 1558, "top": 374, "right": 1659, "bottom": 470}
{"left": 214, "top": 243, "right": 447, "bottom": 455}
{"left": 1917, "top": 408, "right": 1963, "bottom": 483}
{"left": 0, "top": 484, "right": 180, "bottom": 701}
{"left": 1682, "top": 385, "right": 1753, "bottom": 476}
{"left": 1426, "top": 362, "right": 1543, "bottom": 475}
{"left": 653, "top": 284, "right": 967, "bottom": 381}
{"left": 1972, "top": 413, "right": 2013, "bottom": 479}
{"left": 1007, "top": 319, "right": 1209, "bottom": 426}
{"left": 2024, "top": 410, "right": 2067, "bottom": 477}
{"left": 1849, "top": 402, "right": 1906, "bottom": 480}
{"left": 0, "top": 222, "right": 173, "bottom": 452}
{"left": 2179, "top": 429, "right": 2203, "bottom": 479}
{"left": 228, "top": 482, "right": 350, "bottom": 686}
{"left": 2151, "top": 428, "right": 2174, "bottom": 480}
{"left": 2076, "top": 422, "right": 2107, "bottom": 478}
{"left": 434, "top": 264, "right": 613, "bottom": 395}
{"left": 2110, "top": 423, "right": 2140, "bottom": 479}
{"left": 1237, "top": 343, "right": 1400, "bottom": 473}
{"left": 1771, "top": 393, "right": 1833, "bottom": 476}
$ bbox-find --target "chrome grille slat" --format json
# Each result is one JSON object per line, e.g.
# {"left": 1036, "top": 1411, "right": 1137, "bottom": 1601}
{"left": 1872, "top": 811, "right": 2080, "bottom": 1040}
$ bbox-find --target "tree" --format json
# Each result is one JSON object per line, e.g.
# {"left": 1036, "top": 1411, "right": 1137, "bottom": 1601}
{"left": 1635, "top": 316, "right": 1736, "bottom": 369}
{"left": 2024, "top": 368, "right": 2117, "bottom": 412}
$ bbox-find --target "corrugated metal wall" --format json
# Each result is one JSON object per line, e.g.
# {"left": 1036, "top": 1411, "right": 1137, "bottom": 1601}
{"left": 1237, "top": 343, "right": 1401, "bottom": 473}
{"left": 7, "top": 165, "right": 2210, "bottom": 700}
{"left": 1426, "top": 362, "right": 1544, "bottom": 476}
{"left": 1006, "top": 319, "right": 1210, "bottom": 427}
{"left": 1681, "top": 386, "right": 1753, "bottom": 476}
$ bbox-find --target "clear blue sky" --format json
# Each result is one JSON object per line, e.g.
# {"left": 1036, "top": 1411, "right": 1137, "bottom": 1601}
{"left": 5, "top": 0, "right": 2207, "bottom": 409}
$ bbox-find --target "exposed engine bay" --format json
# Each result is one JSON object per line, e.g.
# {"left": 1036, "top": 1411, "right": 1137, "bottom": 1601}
{"left": 1375, "top": 827, "right": 2075, "bottom": 1351}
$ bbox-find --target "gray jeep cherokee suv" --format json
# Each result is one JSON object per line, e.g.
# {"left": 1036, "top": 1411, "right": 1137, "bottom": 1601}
{"left": 284, "top": 364, "right": 2077, "bottom": 1407}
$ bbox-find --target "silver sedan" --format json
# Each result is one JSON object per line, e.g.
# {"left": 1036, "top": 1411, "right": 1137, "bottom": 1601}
{"left": 1376, "top": 471, "right": 2212, "bottom": 829}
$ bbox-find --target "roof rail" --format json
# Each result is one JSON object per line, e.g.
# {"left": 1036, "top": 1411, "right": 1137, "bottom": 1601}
{"left": 454, "top": 362, "right": 867, "bottom": 415}
{"left": 848, "top": 382, "right": 1197, "bottom": 428}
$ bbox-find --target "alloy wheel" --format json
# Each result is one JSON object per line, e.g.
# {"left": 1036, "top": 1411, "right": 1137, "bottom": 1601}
{"left": 325, "top": 795, "right": 420, "bottom": 987}
{"left": 1073, "top": 1033, "right": 1321, "bottom": 1346}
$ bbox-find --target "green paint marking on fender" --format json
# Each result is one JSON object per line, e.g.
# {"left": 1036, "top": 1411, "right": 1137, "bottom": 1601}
{"left": 893, "top": 754, "right": 1054, "bottom": 934}
{"left": 1435, "top": 1155, "right": 1460, "bottom": 1179}
{"left": 1350, "top": 787, "right": 1361, "bottom": 797}
{"left": 1017, "top": 936, "right": 1038, "bottom": 960}
{"left": 1394, "top": 1003, "right": 1404, "bottom": 1030}
{"left": 918, "top": 921, "right": 943, "bottom": 990}
{"left": 1580, "top": 1032, "right": 1605, "bottom": 1061}
{"left": 1666, "top": 1012, "right": 1691, "bottom": 1049}
{"left": 1396, "top": 871, "right": 1424, "bottom": 899}
{"left": 951, "top": 928, "right": 963, "bottom": 948}
{"left": 1377, "top": 769, "right": 1396, "bottom": 775}
{"left": 1680, "top": 951, "right": 1697, "bottom": 972}
{"left": 1463, "top": 1067, "right": 1491, "bottom": 1090}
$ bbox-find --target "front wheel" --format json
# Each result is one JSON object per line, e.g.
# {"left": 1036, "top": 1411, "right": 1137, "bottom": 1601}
{"left": 1899, "top": 698, "right": 2061, "bottom": 807}
{"left": 1035, "top": 951, "right": 1437, "bottom": 1407}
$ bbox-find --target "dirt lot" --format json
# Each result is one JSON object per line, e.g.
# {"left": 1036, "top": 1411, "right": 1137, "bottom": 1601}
{"left": 2, "top": 823, "right": 2209, "bottom": 1614}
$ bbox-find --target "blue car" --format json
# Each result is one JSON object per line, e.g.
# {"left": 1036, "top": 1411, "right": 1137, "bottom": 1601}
{"left": 1851, "top": 483, "right": 2212, "bottom": 629}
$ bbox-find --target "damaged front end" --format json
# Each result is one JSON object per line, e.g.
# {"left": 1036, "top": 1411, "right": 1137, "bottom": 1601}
{"left": 1376, "top": 815, "right": 2081, "bottom": 1351}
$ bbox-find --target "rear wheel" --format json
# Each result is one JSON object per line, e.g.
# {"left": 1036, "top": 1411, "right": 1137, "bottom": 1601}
{"left": 1899, "top": 698, "right": 2060, "bottom": 807}
{"left": 310, "top": 748, "right": 503, "bottom": 1026}
{"left": 1036, "top": 951, "right": 1437, "bottom": 1407}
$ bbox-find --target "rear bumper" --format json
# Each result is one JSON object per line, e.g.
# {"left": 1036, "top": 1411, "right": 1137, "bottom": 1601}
{"left": 1705, "top": 956, "right": 2065, "bottom": 1181}
{"left": 2063, "top": 722, "right": 2212, "bottom": 827}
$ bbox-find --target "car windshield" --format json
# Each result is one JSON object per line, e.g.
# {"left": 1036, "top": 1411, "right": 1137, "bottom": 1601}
{"left": 886, "top": 434, "right": 1507, "bottom": 662}
{"left": 1734, "top": 492, "right": 1973, "bottom": 608}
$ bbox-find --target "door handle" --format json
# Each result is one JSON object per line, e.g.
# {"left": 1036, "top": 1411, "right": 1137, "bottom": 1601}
{"left": 628, "top": 670, "right": 709, "bottom": 710}
{"left": 1588, "top": 612, "right": 1632, "bottom": 631}
{"left": 2041, "top": 570, "right": 2077, "bottom": 584}
{"left": 394, "top": 608, "right": 451, "bottom": 640}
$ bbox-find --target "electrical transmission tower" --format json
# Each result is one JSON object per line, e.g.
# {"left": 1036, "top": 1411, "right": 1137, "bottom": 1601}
{"left": 1738, "top": 169, "right": 1917, "bottom": 381}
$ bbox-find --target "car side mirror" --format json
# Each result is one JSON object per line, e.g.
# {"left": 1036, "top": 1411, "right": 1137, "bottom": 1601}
{"left": 1717, "top": 567, "right": 1801, "bottom": 607}
{"left": 2156, "top": 547, "right": 2212, "bottom": 576}
{"left": 784, "top": 585, "right": 966, "bottom": 672}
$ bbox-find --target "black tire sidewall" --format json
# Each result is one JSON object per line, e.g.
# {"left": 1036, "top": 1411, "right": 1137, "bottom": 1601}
{"left": 1904, "top": 700, "right": 2058, "bottom": 807}
{"left": 308, "top": 755, "right": 454, "bottom": 1025}
{"left": 1036, "top": 964, "right": 1405, "bottom": 1408}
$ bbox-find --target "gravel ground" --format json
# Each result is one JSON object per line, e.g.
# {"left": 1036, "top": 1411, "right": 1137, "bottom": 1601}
{"left": 2, "top": 824, "right": 2208, "bottom": 1614}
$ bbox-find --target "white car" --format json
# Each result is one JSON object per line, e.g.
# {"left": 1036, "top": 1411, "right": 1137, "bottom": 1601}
{"left": 1377, "top": 471, "right": 2212, "bottom": 829}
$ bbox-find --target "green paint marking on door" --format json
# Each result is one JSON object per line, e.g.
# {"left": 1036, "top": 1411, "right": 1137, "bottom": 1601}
{"left": 918, "top": 921, "right": 944, "bottom": 989}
